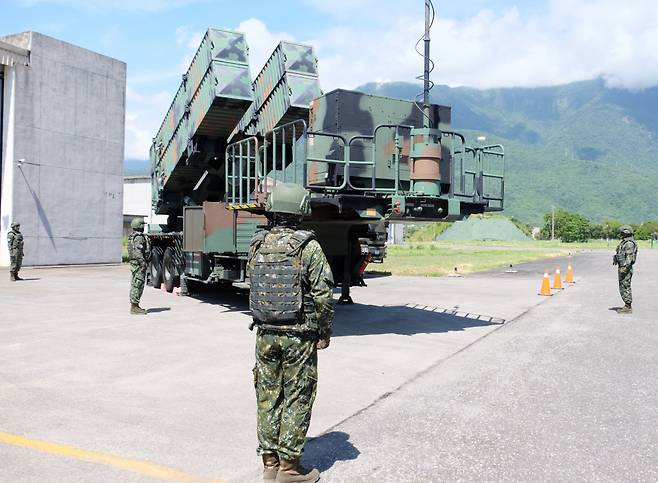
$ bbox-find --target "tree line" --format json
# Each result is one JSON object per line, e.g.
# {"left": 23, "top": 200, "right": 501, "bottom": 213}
{"left": 536, "top": 209, "right": 658, "bottom": 243}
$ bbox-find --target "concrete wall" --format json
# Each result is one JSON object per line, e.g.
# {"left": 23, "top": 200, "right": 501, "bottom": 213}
{"left": 0, "top": 32, "right": 126, "bottom": 265}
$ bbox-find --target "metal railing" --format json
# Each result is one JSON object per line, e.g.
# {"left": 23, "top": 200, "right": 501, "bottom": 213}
{"left": 461, "top": 144, "right": 505, "bottom": 209}
{"left": 442, "top": 131, "right": 471, "bottom": 198}
{"left": 345, "top": 124, "right": 413, "bottom": 194}
{"left": 225, "top": 136, "right": 259, "bottom": 206}
{"left": 225, "top": 121, "right": 505, "bottom": 211}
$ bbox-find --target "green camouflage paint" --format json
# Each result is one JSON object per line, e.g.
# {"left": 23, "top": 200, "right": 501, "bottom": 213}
{"left": 234, "top": 42, "right": 321, "bottom": 137}
{"left": 151, "top": 28, "right": 253, "bottom": 215}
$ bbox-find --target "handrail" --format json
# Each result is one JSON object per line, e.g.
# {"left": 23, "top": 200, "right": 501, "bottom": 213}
{"left": 441, "top": 130, "right": 466, "bottom": 198}
{"left": 262, "top": 119, "right": 307, "bottom": 190}
{"left": 306, "top": 131, "right": 349, "bottom": 191}
{"left": 225, "top": 136, "right": 259, "bottom": 205}
{"left": 346, "top": 124, "right": 413, "bottom": 194}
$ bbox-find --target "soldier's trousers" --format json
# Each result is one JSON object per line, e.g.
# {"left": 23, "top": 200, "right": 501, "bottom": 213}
{"left": 10, "top": 254, "right": 22, "bottom": 274}
{"left": 254, "top": 330, "right": 317, "bottom": 460}
{"left": 618, "top": 265, "right": 633, "bottom": 305}
{"left": 129, "top": 261, "right": 147, "bottom": 304}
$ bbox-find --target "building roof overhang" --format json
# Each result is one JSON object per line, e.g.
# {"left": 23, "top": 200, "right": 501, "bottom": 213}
{"left": 0, "top": 39, "right": 29, "bottom": 67}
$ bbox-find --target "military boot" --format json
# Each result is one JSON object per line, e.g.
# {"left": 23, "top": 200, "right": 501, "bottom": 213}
{"left": 618, "top": 304, "right": 632, "bottom": 314}
{"left": 275, "top": 458, "right": 320, "bottom": 483}
{"left": 14, "top": 272, "right": 23, "bottom": 281}
{"left": 10, "top": 272, "right": 16, "bottom": 282}
{"left": 130, "top": 303, "right": 147, "bottom": 315}
{"left": 262, "top": 454, "right": 279, "bottom": 482}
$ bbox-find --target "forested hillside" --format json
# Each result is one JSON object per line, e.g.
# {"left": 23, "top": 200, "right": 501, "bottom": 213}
{"left": 359, "top": 79, "right": 658, "bottom": 224}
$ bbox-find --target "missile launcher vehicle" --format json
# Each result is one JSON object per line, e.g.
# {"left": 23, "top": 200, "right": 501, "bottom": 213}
{"left": 148, "top": 7, "right": 505, "bottom": 302}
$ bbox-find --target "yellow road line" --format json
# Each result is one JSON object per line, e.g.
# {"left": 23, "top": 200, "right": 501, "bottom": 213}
{"left": 0, "top": 431, "right": 223, "bottom": 482}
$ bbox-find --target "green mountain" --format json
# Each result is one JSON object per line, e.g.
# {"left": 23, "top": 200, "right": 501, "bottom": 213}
{"left": 358, "top": 79, "right": 658, "bottom": 224}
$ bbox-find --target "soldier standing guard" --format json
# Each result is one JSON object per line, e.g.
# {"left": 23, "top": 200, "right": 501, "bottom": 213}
{"left": 613, "top": 225, "right": 637, "bottom": 314}
{"left": 248, "top": 183, "right": 334, "bottom": 483}
{"left": 7, "top": 222, "right": 24, "bottom": 281}
{"left": 127, "top": 218, "right": 151, "bottom": 315}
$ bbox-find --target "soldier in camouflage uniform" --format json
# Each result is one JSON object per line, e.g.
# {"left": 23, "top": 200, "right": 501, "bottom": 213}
{"left": 127, "top": 218, "right": 151, "bottom": 315}
{"left": 248, "top": 183, "right": 334, "bottom": 483}
{"left": 613, "top": 225, "right": 637, "bottom": 314}
{"left": 7, "top": 222, "right": 24, "bottom": 281}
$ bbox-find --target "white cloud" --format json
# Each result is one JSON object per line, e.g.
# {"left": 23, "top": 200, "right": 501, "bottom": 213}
{"left": 307, "top": 0, "right": 658, "bottom": 90}
{"left": 124, "top": 26, "right": 208, "bottom": 160}
{"left": 121, "top": 0, "right": 658, "bottom": 161}
{"left": 237, "top": 18, "right": 295, "bottom": 78}
{"left": 124, "top": 86, "right": 171, "bottom": 160}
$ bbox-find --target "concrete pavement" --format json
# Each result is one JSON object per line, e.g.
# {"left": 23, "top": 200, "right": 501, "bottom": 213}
{"left": 314, "top": 250, "right": 658, "bottom": 482}
{"left": 1, "top": 249, "right": 653, "bottom": 481}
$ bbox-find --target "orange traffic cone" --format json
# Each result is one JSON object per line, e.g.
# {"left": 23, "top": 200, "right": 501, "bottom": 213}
{"left": 565, "top": 264, "right": 575, "bottom": 284}
{"left": 553, "top": 266, "right": 564, "bottom": 289}
{"left": 539, "top": 270, "right": 552, "bottom": 296}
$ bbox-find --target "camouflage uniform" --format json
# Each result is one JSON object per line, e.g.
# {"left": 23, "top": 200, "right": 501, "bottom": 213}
{"left": 127, "top": 219, "right": 151, "bottom": 314}
{"left": 249, "top": 227, "right": 334, "bottom": 463}
{"left": 7, "top": 222, "right": 24, "bottom": 281}
{"left": 614, "top": 227, "right": 637, "bottom": 310}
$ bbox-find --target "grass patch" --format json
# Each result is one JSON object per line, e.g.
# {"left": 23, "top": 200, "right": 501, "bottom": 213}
{"left": 367, "top": 239, "right": 653, "bottom": 277}
{"left": 122, "top": 237, "right": 128, "bottom": 263}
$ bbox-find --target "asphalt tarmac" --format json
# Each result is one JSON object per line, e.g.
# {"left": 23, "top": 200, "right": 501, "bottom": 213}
{"left": 314, "top": 250, "right": 658, "bottom": 482}
{"left": 0, "top": 249, "right": 654, "bottom": 482}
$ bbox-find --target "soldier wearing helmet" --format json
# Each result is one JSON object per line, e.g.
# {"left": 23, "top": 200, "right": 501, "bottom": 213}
{"left": 7, "top": 222, "right": 24, "bottom": 281}
{"left": 127, "top": 218, "right": 151, "bottom": 315}
{"left": 247, "top": 183, "right": 334, "bottom": 483}
{"left": 613, "top": 225, "right": 637, "bottom": 313}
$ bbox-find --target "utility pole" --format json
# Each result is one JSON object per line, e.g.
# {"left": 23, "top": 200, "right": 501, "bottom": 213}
{"left": 551, "top": 206, "right": 555, "bottom": 241}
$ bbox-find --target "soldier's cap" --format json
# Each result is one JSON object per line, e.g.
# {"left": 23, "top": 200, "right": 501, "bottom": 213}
{"left": 130, "top": 218, "right": 146, "bottom": 229}
{"left": 619, "top": 225, "right": 634, "bottom": 236}
{"left": 10, "top": 222, "right": 20, "bottom": 229}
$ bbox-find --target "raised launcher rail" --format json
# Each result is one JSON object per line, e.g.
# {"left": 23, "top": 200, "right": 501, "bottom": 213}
{"left": 150, "top": 28, "right": 253, "bottom": 216}
{"left": 225, "top": 89, "right": 505, "bottom": 222}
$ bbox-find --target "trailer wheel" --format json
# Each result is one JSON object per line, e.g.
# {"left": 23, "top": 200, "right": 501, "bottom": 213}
{"left": 162, "top": 247, "right": 179, "bottom": 293}
{"left": 150, "top": 247, "right": 164, "bottom": 288}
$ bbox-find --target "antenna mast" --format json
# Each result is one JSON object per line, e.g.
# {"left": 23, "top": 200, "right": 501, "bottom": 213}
{"left": 423, "top": 0, "right": 432, "bottom": 128}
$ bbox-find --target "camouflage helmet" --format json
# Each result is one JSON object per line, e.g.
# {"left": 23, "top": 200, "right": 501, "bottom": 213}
{"left": 10, "top": 222, "right": 20, "bottom": 230}
{"left": 266, "top": 183, "right": 311, "bottom": 216}
{"left": 619, "top": 225, "right": 634, "bottom": 237}
{"left": 130, "top": 218, "right": 146, "bottom": 230}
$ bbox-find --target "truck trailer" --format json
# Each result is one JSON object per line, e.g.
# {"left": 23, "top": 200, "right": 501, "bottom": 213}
{"left": 147, "top": 10, "right": 505, "bottom": 303}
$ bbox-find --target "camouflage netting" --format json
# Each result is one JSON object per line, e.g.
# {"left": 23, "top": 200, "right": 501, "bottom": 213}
{"left": 437, "top": 216, "right": 529, "bottom": 242}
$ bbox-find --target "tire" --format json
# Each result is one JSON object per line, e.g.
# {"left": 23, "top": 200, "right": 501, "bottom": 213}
{"left": 162, "top": 247, "right": 179, "bottom": 293}
{"left": 150, "top": 247, "right": 164, "bottom": 288}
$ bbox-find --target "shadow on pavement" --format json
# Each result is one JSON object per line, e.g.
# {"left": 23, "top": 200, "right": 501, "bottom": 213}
{"left": 188, "top": 283, "right": 504, "bottom": 336}
{"left": 14, "top": 278, "right": 41, "bottom": 281}
{"left": 303, "top": 431, "right": 360, "bottom": 472}
{"left": 333, "top": 303, "right": 505, "bottom": 337}
{"left": 191, "top": 284, "right": 251, "bottom": 315}
{"left": 363, "top": 271, "right": 392, "bottom": 279}
{"left": 147, "top": 307, "right": 171, "bottom": 313}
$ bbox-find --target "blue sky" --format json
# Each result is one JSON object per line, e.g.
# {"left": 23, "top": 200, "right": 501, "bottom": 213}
{"left": 2, "top": 0, "right": 656, "bottom": 160}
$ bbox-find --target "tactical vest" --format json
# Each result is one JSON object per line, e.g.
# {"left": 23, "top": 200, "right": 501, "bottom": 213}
{"left": 249, "top": 229, "right": 315, "bottom": 326}
{"left": 8, "top": 231, "right": 23, "bottom": 254}
{"left": 127, "top": 233, "right": 147, "bottom": 262}
{"left": 619, "top": 239, "right": 638, "bottom": 265}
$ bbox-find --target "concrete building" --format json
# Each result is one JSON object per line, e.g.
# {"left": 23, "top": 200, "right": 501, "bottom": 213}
{"left": 0, "top": 32, "right": 125, "bottom": 266}
{"left": 122, "top": 176, "right": 167, "bottom": 237}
